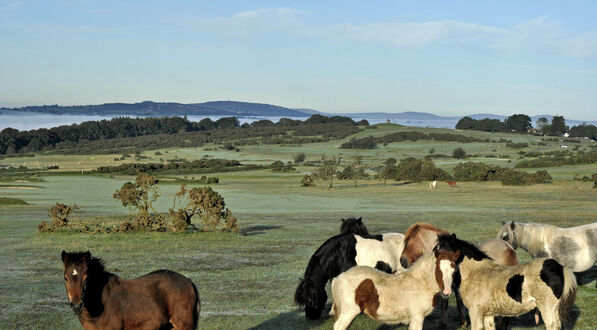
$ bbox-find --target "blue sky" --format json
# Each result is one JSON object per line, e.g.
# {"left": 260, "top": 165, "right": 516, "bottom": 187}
{"left": 1, "top": 1, "right": 596, "bottom": 120}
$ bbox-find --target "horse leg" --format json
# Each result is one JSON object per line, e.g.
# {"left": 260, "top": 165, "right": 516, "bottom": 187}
{"left": 439, "top": 297, "right": 448, "bottom": 328}
{"left": 468, "top": 309, "right": 483, "bottom": 330}
{"left": 483, "top": 315, "right": 496, "bottom": 330}
{"left": 455, "top": 289, "right": 468, "bottom": 328}
{"left": 408, "top": 314, "right": 425, "bottom": 330}
{"left": 332, "top": 304, "right": 359, "bottom": 330}
{"left": 537, "top": 304, "right": 560, "bottom": 330}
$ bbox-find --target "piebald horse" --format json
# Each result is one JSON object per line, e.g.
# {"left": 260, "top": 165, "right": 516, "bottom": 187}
{"left": 330, "top": 249, "right": 461, "bottom": 330}
{"left": 294, "top": 217, "right": 405, "bottom": 320}
{"left": 399, "top": 223, "right": 518, "bottom": 327}
{"left": 436, "top": 234, "right": 577, "bottom": 330}
{"left": 497, "top": 221, "right": 597, "bottom": 273}
{"left": 61, "top": 251, "right": 200, "bottom": 330}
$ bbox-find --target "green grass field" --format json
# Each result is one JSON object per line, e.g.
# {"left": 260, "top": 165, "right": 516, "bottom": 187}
{"left": 1, "top": 125, "right": 596, "bottom": 329}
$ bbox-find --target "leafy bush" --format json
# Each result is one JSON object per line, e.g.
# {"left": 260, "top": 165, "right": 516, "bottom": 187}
{"left": 270, "top": 160, "right": 296, "bottom": 172}
{"left": 294, "top": 152, "right": 306, "bottom": 163}
{"left": 340, "top": 136, "right": 377, "bottom": 149}
{"left": 393, "top": 157, "right": 448, "bottom": 182}
{"left": 300, "top": 175, "right": 315, "bottom": 187}
{"left": 452, "top": 148, "right": 466, "bottom": 159}
{"left": 506, "top": 142, "right": 528, "bottom": 149}
{"left": 38, "top": 203, "right": 82, "bottom": 232}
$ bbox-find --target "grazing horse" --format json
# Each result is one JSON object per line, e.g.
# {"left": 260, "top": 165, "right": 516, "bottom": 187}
{"left": 62, "top": 251, "right": 200, "bottom": 330}
{"left": 497, "top": 221, "right": 597, "bottom": 272}
{"left": 436, "top": 234, "right": 577, "bottom": 330}
{"left": 429, "top": 180, "right": 437, "bottom": 189}
{"left": 445, "top": 180, "right": 457, "bottom": 187}
{"left": 330, "top": 249, "right": 460, "bottom": 330}
{"left": 399, "top": 223, "right": 518, "bottom": 327}
{"left": 294, "top": 218, "right": 405, "bottom": 320}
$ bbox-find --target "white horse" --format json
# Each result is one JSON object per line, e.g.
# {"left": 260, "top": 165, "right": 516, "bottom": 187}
{"left": 497, "top": 221, "right": 597, "bottom": 272}
{"left": 429, "top": 180, "right": 437, "bottom": 189}
{"left": 330, "top": 249, "right": 460, "bottom": 330}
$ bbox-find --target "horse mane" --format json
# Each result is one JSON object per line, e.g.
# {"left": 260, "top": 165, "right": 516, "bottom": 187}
{"left": 339, "top": 217, "right": 369, "bottom": 236}
{"left": 64, "top": 252, "right": 111, "bottom": 317}
{"left": 403, "top": 223, "right": 449, "bottom": 246}
{"left": 436, "top": 234, "right": 491, "bottom": 262}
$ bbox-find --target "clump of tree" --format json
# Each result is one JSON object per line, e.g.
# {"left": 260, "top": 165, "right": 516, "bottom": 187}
{"left": 270, "top": 160, "right": 296, "bottom": 172}
{"left": 313, "top": 155, "right": 340, "bottom": 189}
{"left": 38, "top": 203, "right": 83, "bottom": 232}
{"left": 340, "top": 136, "right": 377, "bottom": 149}
{"left": 541, "top": 116, "right": 568, "bottom": 136}
{"left": 169, "top": 184, "right": 238, "bottom": 232}
{"left": 569, "top": 123, "right": 597, "bottom": 141}
{"left": 300, "top": 174, "right": 315, "bottom": 187}
{"left": 113, "top": 173, "right": 170, "bottom": 231}
{"left": 376, "top": 158, "right": 398, "bottom": 184}
{"left": 294, "top": 152, "right": 306, "bottom": 164}
{"left": 453, "top": 161, "right": 551, "bottom": 185}
{"left": 515, "top": 150, "right": 597, "bottom": 168}
{"left": 506, "top": 142, "right": 529, "bottom": 149}
{"left": 337, "top": 155, "right": 368, "bottom": 187}
{"left": 452, "top": 147, "right": 467, "bottom": 159}
{"left": 393, "top": 157, "right": 449, "bottom": 182}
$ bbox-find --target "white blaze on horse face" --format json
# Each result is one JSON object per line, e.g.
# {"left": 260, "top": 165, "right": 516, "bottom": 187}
{"left": 72, "top": 269, "right": 78, "bottom": 276}
{"left": 439, "top": 260, "right": 454, "bottom": 296}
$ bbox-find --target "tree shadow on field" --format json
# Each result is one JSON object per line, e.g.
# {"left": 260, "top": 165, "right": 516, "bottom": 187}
{"left": 239, "top": 225, "right": 284, "bottom": 236}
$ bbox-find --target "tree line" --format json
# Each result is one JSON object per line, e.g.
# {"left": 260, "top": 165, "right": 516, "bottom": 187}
{"left": 456, "top": 114, "right": 574, "bottom": 137}
{"left": 0, "top": 114, "right": 366, "bottom": 155}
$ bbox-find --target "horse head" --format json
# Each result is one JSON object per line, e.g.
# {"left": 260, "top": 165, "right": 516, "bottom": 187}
{"left": 434, "top": 249, "right": 460, "bottom": 298}
{"left": 61, "top": 251, "right": 91, "bottom": 315}
{"left": 497, "top": 221, "right": 518, "bottom": 249}
{"left": 339, "top": 217, "right": 369, "bottom": 236}
{"left": 401, "top": 223, "right": 448, "bottom": 268}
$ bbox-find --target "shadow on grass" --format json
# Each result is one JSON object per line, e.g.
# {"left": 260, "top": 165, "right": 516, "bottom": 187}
{"left": 576, "top": 265, "right": 597, "bottom": 287}
{"left": 239, "top": 225, "right": 284, "bottom": 236}
{"left": 248, "top": 308, "right": 326, "bottom": 330}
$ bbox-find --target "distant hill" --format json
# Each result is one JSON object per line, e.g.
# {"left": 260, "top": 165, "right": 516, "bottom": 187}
{"left": 2, "top": 101, "right": 596, "bottom": 128}
{"left": 1, "top": 101, "right": 314, "bottom": 117}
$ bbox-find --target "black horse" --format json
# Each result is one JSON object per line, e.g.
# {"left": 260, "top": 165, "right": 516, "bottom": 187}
{"left": 294, "top": 217, "right": 404, "bottom": 320}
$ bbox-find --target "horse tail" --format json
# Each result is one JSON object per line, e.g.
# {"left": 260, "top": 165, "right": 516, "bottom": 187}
{"left": 558, "top": 266, "right": 577, "bottom": 324}
{"left": 191, "top": 281, "right": 201, "bottom": 327}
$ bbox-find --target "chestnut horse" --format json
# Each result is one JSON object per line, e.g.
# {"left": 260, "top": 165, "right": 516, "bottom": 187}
{"left": 62, "top": 251, "right": 200, "bottom": 330}
{"left": 445, "top": 180, "right": 457, "bottom": 187}
{"left": 400, "top": 223, "right": 518, "bottom": 327}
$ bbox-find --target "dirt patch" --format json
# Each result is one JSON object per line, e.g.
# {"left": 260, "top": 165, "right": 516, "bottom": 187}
{"left": 0, "top": 186, "right": 38, "bottom": 190}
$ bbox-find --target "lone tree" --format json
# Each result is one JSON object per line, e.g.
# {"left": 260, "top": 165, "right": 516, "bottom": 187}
{"left": 113, "top": 173, "right": 169, "bottom": 231}
{"left": 536, "top": 117, "right": 549, "bottom": 131}
{"left": 169, "top": 184, "right": 238, "bottom": 232}
{"left": 294, "top": 152, "right": 306, "bottom": 164}
{"left": 452, "top": 147, "right": 466, "bottom": 160}
{"left": 38, "top": 202, "right": 81, "bottom": 232}
{"left": 314, "top": 154, "right": 340, "bottom": 189}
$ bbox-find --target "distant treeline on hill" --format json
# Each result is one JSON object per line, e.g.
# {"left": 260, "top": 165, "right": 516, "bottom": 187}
{"left": 0, "top": 114, "right": 367, "bottom": 155}
{"left": 340, "top": 131, "right": 485, "bottom": 149}
{"left": 455, "top": 114, "right": 591, "bottom": 138}
{"left": 94, "top": 158, "right": 262, "bottom": 175}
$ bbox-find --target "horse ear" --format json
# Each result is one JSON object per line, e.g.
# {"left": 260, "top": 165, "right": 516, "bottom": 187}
{"left": 501, "top": 220, "right": 506, "bottom": 225}
{"left": 510, "top": 221, "right": 515, "bottom": 230}
{"left": 450, "top": 233, "right": 456, "bottom": 239}
{"left": 341, "top": 218, "right": 346, "bottom": 222}
{"left": 84, "top": 251, "right": 91, "bottom": 261}
{"left": 357, "top": 217, "right": 362, "bottom": 223}
{"left": 61, "top": 250, "right": 67, "bottom": 264}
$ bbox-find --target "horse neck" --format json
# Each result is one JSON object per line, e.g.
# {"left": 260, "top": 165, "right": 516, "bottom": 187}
{"left": 82, "top": 268, "right": 114, "bottom": 318}
{"left": 406, "top": 254, "right": 439, "bottom": 290}
{"left": 516, "top": 223, "right": 548, "bottom": 256}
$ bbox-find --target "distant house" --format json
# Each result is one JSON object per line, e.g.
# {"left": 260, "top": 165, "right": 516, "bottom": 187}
{"left": 386, "top": 119, "right": 391, "bottom": 124}
{"left": 563, "top": 133, "right": 570, "bottom": 137}
{"left": 561, "top": 145, "right": 568, "bottom": 149}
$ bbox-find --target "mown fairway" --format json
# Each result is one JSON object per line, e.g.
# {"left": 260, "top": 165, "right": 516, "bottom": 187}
{"left": 1, "top": 125, "right": 597, "bottom": 329}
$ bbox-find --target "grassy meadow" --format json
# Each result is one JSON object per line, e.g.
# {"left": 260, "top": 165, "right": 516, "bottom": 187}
{"left": 1, "top": 124, "right": 597, "bottom": 329}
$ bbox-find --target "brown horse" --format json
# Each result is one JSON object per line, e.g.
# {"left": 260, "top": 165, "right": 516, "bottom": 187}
{"left": 445, "top": 180, "right": 457, "bottom": 187}
{"left": 400, "top": 223, "right": 518, "bottom": 327}
{"left": 62, "top": 251, "right": 200, "bottom": 330}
